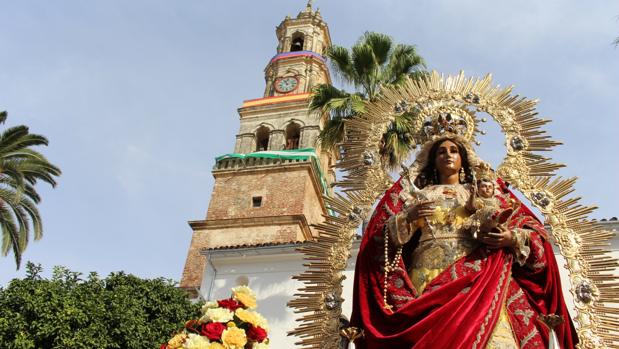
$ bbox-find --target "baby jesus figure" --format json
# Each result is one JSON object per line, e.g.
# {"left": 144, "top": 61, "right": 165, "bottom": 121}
{"left": 464, "top": 178, "right": 514, "bottom": 237}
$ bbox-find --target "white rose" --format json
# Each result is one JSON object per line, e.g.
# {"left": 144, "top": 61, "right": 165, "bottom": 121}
{"left": 201, "top": 301, "right": 219, "bottom": 313}
{"left": 183, "top": 334, "right": 211, "bottom": 349}
{"left": 204, "top": 307, "right": 234, "bottom": 323}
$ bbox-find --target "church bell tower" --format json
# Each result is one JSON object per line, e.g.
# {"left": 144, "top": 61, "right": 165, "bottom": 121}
{"left": 180, "top": 2, "right": 334, "bottom": 292}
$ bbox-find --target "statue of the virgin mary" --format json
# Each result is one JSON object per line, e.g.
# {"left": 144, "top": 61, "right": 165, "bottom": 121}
{"left": 349, "top": 114, "right": 578, "bottom": 348}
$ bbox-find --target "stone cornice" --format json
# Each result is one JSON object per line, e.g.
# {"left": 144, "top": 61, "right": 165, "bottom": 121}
{"left": 189, "top": 214, "right": 313, "bottom": 241}
{"left": 238, "top": 99, "right": 312, "bottom": 118}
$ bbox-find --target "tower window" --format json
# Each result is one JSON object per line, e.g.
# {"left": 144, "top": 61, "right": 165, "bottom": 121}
{"left": 255, "top": 126, "right": 270, "bottom": 151}
{"left": 252, "top": 196, "right": 262, "bottom": 207}
{"left": 285, "top": 122, "right": 301, "bottom": 150}
{"left": 290, "top": 33, "right": 305, "bottom": 52}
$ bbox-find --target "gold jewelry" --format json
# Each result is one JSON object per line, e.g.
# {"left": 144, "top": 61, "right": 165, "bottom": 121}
{"left": 459, "top": 168, "right": 465, "bottom": 183}
{"left": 383, "top": 226, "right": 402, "bottom": 312}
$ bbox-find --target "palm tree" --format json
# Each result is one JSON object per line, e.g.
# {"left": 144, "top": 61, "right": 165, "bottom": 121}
{"left": 310, "top": 32, "right": 426, "bottom": 169}
{"left": 0, "top": 111, "right": 61, "bottom": 269}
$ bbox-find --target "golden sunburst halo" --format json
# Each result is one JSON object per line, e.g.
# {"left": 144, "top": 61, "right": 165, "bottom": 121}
{"left": 288, "top": 71, "right": 619, "bottom": 349}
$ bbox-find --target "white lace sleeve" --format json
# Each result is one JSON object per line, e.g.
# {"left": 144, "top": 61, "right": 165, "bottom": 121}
{"left": 511, "top": 228, "right": 532, "bottom": 266}
{"left": 387, "top": 211, "right": 415, "bottom": 247}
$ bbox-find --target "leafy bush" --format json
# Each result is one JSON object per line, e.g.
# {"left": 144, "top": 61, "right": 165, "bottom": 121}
{"left": 0, "top": 263, "right": 201, "bottom": 349}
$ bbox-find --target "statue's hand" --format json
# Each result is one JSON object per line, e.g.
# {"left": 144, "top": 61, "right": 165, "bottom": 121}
{"left": 406, "top": 200, "right": 435, "bottom": 223}
{"left": 478, "top": 225, "right": 515, "bottom": 249}
{"left": 465, "top": 184, "right": 477, "bottom": 213}
{"left": 470, "top": 182, "right": 477, "bottom": 197}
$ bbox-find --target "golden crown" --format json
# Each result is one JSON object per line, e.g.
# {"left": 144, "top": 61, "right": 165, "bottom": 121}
{"left": 393, "top": 99, "right": 484, "bottom": 147}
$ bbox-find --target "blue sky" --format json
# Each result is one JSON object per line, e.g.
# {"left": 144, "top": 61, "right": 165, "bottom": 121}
{"left": 1, "top": 0, "right": 618, "bottom": 285}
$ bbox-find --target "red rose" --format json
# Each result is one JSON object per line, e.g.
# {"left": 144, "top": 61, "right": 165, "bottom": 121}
{"left": 184, "top": 319, "right": 202, "bottom": 333}
{"left": 246, "top": 326, "right": 268, "bottom": 342}
{"left": 217, "top": 298, "right": 243, "bottom": 311}
{"left": 200, "top": 322, "right": 226, "bottom": 341}
{"left": 159, "top": 345, "right": 168, "bottom": 349}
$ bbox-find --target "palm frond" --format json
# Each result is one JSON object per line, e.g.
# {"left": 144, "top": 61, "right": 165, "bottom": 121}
{"left": 309, "top": 84, "right": 350, "bottom": 111}
{"left": 16, "top": 196, "right": 42, "bottom": 240}
{"left": 3, "top": 133, "right": 49, "bottom": 153}
{"left": 351, "top": 44, "right": 379, "bottom": 97}
{"left": 0, "top": 126, "right": 31, "bottom": 153}
{"left": 348, "top": 93, "right": 367, "bottom": 114}
{"left": 310, "top": 85, "right": 367, "bottom": 118}
{"left": 316, "top": 116, "right": 346, "bottom": 150}
{"left": 0, "top": 177, "right": 41, "bottom": 203}
{"left": 14, "top": 158, "right": 61, "bottom": 187}
{"left": 380, "top": 112, "right": 417, "bottom": 169}
{"left": 0, "top": 202, "right": 21, "bottom": 267}
{"left": 326, "top": 45, "right": 356, "bottom": 83}
{"left": 2, "top": 147, "right": 53, "bottom": 161}
{"left": 385, "top": 44, "right": 425, "bottom": 85}
{"left": 0, "top": 111, "right": 6, "bottom": 124}
{"left": 361, "top": 32, "right": 392, "bottom": 67}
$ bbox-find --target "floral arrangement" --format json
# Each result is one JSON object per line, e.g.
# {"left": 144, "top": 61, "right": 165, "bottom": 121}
{"left": 161, "top": 286, "right": 269, "bottom": 349}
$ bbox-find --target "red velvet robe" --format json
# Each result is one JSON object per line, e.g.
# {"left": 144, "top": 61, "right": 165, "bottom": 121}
{"left": 350, "top": 178, "right": 577, "bottom": 348}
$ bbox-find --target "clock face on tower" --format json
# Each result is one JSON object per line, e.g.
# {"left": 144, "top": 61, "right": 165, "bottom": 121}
{"left": 274, "top": 76, "right": 299, "bottom": 93}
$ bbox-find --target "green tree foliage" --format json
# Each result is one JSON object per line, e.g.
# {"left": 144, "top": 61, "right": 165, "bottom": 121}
{"left": 0, "top": 111, "right": 61, "bottom": 268}
{"left": 309, "top": 32, "right": 426, "bottom": 169}
{"left": 0, "top": 263, "right": 202, "bottom": 349}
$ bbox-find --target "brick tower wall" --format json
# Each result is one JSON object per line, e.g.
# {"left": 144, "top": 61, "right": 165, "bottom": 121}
{"left": 180, "top": 162, "right": 326, "bottom": 289}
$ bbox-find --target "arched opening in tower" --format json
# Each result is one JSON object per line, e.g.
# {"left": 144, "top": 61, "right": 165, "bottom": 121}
{"left": 291, "top": 33, "right": 305, "bottom": 52}
{"left": 255, "top": 126, "right": 270, "bottom": 151}
{"left": 285, "top": 123, "right": 301, "bottom": 150}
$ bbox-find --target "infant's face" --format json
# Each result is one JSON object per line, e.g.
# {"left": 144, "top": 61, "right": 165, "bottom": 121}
{"left": 478, "top": 181, "right": 494, "bottom": 198}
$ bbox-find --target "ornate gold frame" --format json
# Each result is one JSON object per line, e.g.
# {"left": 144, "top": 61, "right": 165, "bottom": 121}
{"left": 288, "top": 71, "right": 618, "bottom": 349}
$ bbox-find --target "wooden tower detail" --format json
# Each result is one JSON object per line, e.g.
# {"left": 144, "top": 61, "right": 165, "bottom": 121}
{"left": 180, "top": 3, "right": 334, "bottom": 292}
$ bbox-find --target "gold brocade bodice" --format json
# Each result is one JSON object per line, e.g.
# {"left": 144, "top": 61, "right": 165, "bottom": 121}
{"left": 409, "top": 184, "right": 480, "bottom": 292}
{"left": 396, "top": 184, "right": 520, "bottom": 347}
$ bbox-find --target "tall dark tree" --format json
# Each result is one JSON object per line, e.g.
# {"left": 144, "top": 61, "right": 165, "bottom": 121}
{"left": 0, "top": 111, "right": 61, "bottom": 268}
{"left": 310, "top": 32, "right": 426, "bottom": 169}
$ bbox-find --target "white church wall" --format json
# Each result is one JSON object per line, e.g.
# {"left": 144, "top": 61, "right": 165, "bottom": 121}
{"left": 199, "top": 247, "right": 307, "bottom": 348}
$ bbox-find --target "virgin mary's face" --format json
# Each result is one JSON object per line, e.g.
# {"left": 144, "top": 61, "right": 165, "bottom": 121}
{"left": 434, "top": 140, "right": 462, "bottom": 176}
